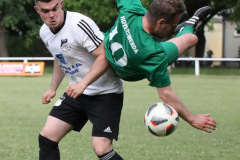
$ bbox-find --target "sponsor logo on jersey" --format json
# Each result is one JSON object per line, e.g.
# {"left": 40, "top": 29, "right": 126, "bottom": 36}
{"left": 56, "top": 53, "right": 67, "bottom": 64}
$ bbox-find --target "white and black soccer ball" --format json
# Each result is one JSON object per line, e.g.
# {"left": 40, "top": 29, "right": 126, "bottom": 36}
{"left": 144, "top": 102, "right": 179, "bottom": 137}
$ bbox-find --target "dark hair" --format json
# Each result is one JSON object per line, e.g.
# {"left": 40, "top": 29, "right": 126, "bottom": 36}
{"left": 146, "top": 0, "right": 186, "bottom": 25}
{"left": 35, "top": 0, "right": 53, "bottom": 4}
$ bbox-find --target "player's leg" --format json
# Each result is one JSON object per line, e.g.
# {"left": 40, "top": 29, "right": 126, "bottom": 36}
{"left": 159, "top": 33, "right": 197, "bottom": 65}
{"left": 85, "top": 93, "right": 124, "bottom": 160}
{"left": 176, "top": 6, "right": 212, "bottom": 33}
{"left": 167, "top": 33, "right": 198, "bottom": 57}
{"left": 40, "top": 116, "right": 73, "bottom": 141}
{"left": 39, "top": 93, "right": 88, "bottom": 160}
{"left": 39, "top": 116, "right": 73, "bottom": 160}
{"left": 163, "top": 6, "right": 212, "bottom": 61}
{"left": 92, "top": 137, "right": 113, "bottom": 155}
{"left": 168, "top": 33, "right": 198, "bottom": 57}
{"left": 92, "top": 137, "right": 123, "bottom": 160}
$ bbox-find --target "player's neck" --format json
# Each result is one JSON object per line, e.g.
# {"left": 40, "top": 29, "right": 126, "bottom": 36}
{"left": 142, "top": 16, "right": 155, "bottom": 36}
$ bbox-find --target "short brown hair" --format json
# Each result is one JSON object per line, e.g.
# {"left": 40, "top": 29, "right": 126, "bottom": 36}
{"left": 146, "top": 0, "right": 186, "bottom": 25}
{"left": 35, "top": 0, "right": 53, "bottom": 4}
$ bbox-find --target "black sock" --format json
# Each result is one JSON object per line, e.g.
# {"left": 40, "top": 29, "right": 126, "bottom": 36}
{"left": 98, "top": 149, "right": 123, "bottom": 160}
{"left": 38, "top": 134, "right": 60, "bottom": 160}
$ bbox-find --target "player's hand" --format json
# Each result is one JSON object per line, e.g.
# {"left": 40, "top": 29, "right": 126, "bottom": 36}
{"left": 66, "top": 82, "right": 86, "bottom": 98}
{"left": 190, "top": 114, "right": 217, "bottom": 133}
{"left": 42, "top": 89, "right": 56, "bottom": 104}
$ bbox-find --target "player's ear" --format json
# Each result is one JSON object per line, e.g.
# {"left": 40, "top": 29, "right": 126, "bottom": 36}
{"left": 157, "top": 19, "right": 166, "bottom": 25}
{"left": 60, "top": 0, "right": 63, "bottom": 7}
{"left": 34, "top": 6, "right": 39, "bottom": 13}
{"left": 156, "top": 19, "right": 166, "bottom": 30}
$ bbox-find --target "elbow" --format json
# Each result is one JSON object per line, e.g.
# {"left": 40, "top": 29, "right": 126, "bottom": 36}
{"left": 158, "top": 88, "right": 171, "bottom": 103}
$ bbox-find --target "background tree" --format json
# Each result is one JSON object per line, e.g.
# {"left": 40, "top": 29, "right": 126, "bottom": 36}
{"left": 0, "top": 0, "right": 240, "bottom": 58}
{"left": 0, "top": 0, "right": 41, "bottom": 57}
{"left": 228, "top": 0, "right": 240, "bottom": 32}
{"left": 183, "top": 0, "right": 238, "bottom": 58}
{"left": 64, "top": 0, "right": 118, "bottom": 32}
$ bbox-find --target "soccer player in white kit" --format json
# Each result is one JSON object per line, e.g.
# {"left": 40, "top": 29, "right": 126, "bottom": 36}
{"left": 34, "top": 0, "right": 124, "bottom": 159}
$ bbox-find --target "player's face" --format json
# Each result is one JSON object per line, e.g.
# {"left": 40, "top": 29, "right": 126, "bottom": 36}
{"left": 153, "top": 15, "right": 180, "bottom": 41}
{"left": 34, "top": 0, "right": 64, "bottom": 32}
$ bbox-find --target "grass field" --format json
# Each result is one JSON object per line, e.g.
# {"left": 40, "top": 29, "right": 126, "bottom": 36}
{"left": 0, "top": 70, "right": 240, "bottom": 160}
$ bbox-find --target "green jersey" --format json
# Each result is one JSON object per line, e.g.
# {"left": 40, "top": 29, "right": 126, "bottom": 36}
{"left": 105, "top": 0, "right": 177, "bottom": 88}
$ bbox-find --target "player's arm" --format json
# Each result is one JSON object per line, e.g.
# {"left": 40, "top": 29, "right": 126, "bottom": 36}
{"left": 157, "top": 85, "right": 217, "bottom": 133}
{"left": 42, "top": 59, "right": 65, "bottom": 104}
{"left": 80, "top": 41, "right": 109, "bottom": 86}
{"left": 66, "top": 42, "right": 109, "bottom": 98}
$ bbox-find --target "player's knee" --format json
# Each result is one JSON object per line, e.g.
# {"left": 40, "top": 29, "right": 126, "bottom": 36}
{"left": 180, "top": 33, "right": 198, "bottom": 46}
{"left": 93, "top": 144, "right": 112, "bottom": 156}
{"left": 92, "top": 137, "right": 112, "bottom": 156}
{"left": 38, "top": 134, "right": 59, "bottom": 152}
{"left": 188, "top": 34, "right": 198, "bottom": 45}
{"left": 94, "top": 147, "right": 107, "bottom": 156}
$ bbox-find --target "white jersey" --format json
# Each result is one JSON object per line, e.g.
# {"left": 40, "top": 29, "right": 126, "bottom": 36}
{"left": 40, "top": 11, "right": 123, "bottom": 95}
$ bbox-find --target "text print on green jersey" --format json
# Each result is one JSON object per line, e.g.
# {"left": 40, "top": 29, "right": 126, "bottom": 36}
{"left": 109, "top": 16, "right": 139, "bottom": 67}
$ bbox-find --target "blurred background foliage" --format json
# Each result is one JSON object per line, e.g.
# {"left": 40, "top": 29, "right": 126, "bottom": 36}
{"left": 0, "top": 0, "right": 239, "bottom": 57}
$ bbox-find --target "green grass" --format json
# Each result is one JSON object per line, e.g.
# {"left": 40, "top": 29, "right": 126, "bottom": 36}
{"left": 171, "top": 66, "right": 240, "bottom": 75}
{"left": 0, "top": 72, "right": 240, "bottom": 160}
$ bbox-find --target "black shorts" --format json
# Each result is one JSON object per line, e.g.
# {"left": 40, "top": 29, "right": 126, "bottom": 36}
{"left": 49, "top": 92, "right": 124, "bottom": 141}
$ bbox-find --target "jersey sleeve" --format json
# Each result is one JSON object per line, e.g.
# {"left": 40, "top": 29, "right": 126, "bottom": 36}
{"left": 116, "top": 0, "right": 147, "bottom": 14}
{"left": 161, "top": 41, "right": 179, "bottom": 65}
{"left": 140, "top": 53, "right": 171, "bottom": 88}
{"left": 75, "top": 16, "right": 104, "bottom": 53}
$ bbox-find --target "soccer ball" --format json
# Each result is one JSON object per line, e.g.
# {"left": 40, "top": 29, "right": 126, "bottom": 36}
{"left": 144, "top": 102, "right": 179, "bottom": 137}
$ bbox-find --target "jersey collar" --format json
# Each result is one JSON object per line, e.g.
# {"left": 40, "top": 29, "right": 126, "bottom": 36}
{"left": 50, "top": 10, "right": 67, "bottom": 34}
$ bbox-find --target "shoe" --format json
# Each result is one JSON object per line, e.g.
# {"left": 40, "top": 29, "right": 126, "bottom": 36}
{"left": 179, "top": 11, "right": 188, "bottom": 24}
{"left": 176, "top": 6, "right": 211, "bottom": 32}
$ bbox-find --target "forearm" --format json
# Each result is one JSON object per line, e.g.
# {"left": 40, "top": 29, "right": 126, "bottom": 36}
{"left": 79, "top": 42, "right": 109, "bottom": 89}
{"left": 65, "top": 42, "right": 109, "bottom": 98}
{"left": 157, "top": 85, "right": 217, "bottom": 133}
{"left": 157, "top": 86, "right": 195, "bottom": 124}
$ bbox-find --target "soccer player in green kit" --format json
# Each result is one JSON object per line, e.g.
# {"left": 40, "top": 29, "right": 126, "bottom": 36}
{"left": 104, "top": 0, "right": 217, "bottom": 133}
